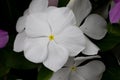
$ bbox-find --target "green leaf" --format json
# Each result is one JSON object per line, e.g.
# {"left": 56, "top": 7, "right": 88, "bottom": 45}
{"left": 102, "top": 67, "right": 120, "bottom": 80}
{"left": 0, "top": 35, "right": 39, "bottom": 69}
{"left": 1, "top": 51, "right": 39, "bottom": 69}
{"left": 95, "top": 33, "right": 120, "bottom": 51}
{"left": 101, "top": 53, "right": 120, "bottom": 80}
{"left": 107, "top": 24, "right": 120, "bottom": 36}
{"left": 0, "top": 64, "right": 10, "bottom": 77}
{"left": 58, "top": 0, "right": 70, "bottom": 7}
{"left": 94, "top": 24, "right": 120, "bottom": 51}
{"left": 37, "top": 65, "right": 53, "bottom": 80}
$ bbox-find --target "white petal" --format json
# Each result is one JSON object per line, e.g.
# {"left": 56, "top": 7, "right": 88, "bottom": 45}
{"left": 29, "top": 0, "right": 48, "bottom": 13}
{"left": 16, "top": 15, "right": 27, "bottom": 32}
{"left": 47, "top": 7, "right": 76, "bottom": 34}
{"left": 43, "top": 41, "right": 69, "bottom": 72}
{"left": 50, "top": 68, "right": 70, "bottom": 80}
{"left": 77, "top": 60, "right": 105, "bottom": 80}
{"left": 24, "top": 38, "right": 49, "bottom": 63}
{"left": 70, "top": 71, "right": 85, "bottom": 80}
{"left": 80, "top": 14, "right": 107, "bottom": 40}
{"left": 25, "top": 13, "right": 51, "bottom": 37}
{"left": 82, "top": 37, "right": 100, "bottom": 55}
{"left": 67, "top": 0, "right": 92, "bottom": 26}
{"left": 13, "top": 31, "right": 26, "bottom": 52}
{"left": 55, "top": 26, "right": 86, "bottom": 56}
{"left": 16, "top": 9, "right": 30, "bottom": 33}
{"left": 46, "top": 6, "right": 56, "bottom": 12}
{"left": 74, "top": 55, "right": 101, "bottom": 66}
{"left": 64, "top": 57, "right": 75, "bottom": 67}
{"left": 23, "top": 9, "right": 29, "bottom": 16}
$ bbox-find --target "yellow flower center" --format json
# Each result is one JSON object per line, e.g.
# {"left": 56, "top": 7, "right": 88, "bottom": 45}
{"left": 70, "top": 66, "right": 77, "bottom": 71}
{"left": 49, "top": 34, "right": 54, "bottom": 41}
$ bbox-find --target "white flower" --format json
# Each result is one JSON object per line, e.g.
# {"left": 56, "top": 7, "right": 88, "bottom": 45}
{"left": 13, "top": 0, "right": 86, "bottom": 72}
{"left": 50, "top": 56, "right": 105, "bottom": 80}
{"left": 67, "top": 0, "right": 107, "bottom": 55}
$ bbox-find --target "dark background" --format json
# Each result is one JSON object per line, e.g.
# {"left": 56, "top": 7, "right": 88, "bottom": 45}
{"left": 0, "top": 0, "right": 37, "bottom": 79}
{"left": 0, "top": 0, "right": 31, "bottom": 34}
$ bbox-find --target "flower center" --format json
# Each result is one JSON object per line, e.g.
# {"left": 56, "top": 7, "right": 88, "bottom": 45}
{"left": 70, "top": 66, "right": 77, "bottom": 71}
{"left": 49, "top": 34, "right": 54, "bottom": 41}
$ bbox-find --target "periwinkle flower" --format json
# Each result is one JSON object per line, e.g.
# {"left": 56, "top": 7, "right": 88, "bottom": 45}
{"left": 67, "top": 0, "right": 107, "bottom": 55}
{"left": 50, "top": 56, "right": 105, "bottom": 80}
{"left": 14, "top": 0, "right": 86, "bottom": 72}
{"left": 0, "top": 29, "right": 9, "bottom": 48}
{"left": 109, "top": 0, "right": 120, "bottom": 23}
{"left": 114, "top": 0, "right": 120, "bottom": 3}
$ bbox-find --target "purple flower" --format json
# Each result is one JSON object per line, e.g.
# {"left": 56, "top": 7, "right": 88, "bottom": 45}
{"left": 48, "top": 0, "right": 58, "bottom": 6}
{"left": 0, "top": 29, "right": 9, "bottom": 48}
{"left": 109, "top": 0, "right": 120, "bottom": 23}
{"left": 114, "top": 0, "right": 120, "bottom": 3}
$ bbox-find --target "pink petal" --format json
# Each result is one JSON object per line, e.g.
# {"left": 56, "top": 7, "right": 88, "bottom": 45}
{"left": 48, "top": 0, "right": 58, "bottom": 6}
{"left": 109, "top": 2, "right": 120, "bottom": 23}
{"left": 114, "top": 0, "right": 120, "bottom": 3}
{"left": 0, "top": 29, "right": 9, "bottom": 48}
